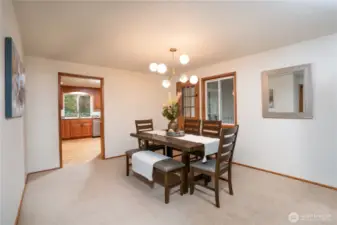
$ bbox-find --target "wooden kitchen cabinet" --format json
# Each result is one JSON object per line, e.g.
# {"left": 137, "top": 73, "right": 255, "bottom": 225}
{"left": 61, "top": 120, "right": 71, "bottom": 139}
{"left": 81, "top": 121, "right": 93, "bottom": 137}
{"left": 94, "top": 91, "right": 101, "bottom": 110}
{"left": 62, "top": 119, "right": 93, "bottom": 139}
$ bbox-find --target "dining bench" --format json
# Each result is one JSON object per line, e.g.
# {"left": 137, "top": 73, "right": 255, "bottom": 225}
{"left": 126, "top": 149, "right": 185, "bottom": 204}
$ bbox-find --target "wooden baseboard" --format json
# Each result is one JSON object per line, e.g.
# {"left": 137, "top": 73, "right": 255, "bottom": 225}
{"left": 27, "top": 167, "right": 60, "bottom": 176}
{"left": 15, "top": 175, "right": 28, "bottom": 225}
{"left": 233, "top": 162, "right": 337, "bottom": 191}
{"left": 105, "top": 154, "right": 125, "bottom": 160}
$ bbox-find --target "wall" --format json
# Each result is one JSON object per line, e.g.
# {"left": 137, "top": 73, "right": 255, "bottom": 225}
{"left": 1, "top": 0, "right": 26, "bottom": 224}
{"left": 187, "top": 33, "right": 337, "bottom": 188}
{"left": 0, "top": 0, "right": 3, "bottom": 223}
{"left": 24, "top": 56, "right": 175, "bottom": 173}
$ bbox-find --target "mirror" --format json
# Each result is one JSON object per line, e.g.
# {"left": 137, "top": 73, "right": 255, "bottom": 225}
{"left": 261, "top": 64, "right": 313, "bottom": 119}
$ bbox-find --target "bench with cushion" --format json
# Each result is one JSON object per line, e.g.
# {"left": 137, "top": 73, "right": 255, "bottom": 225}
{"left": 153, "top": 158, "right": 185, "bottom": 204}
{"left": 125, "top": 149, "right": 185, "bottom": 204}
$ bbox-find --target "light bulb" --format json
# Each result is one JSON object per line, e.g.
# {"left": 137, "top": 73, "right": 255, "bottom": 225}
{"left": 149, "top": 63, "right": 158, "bottom": 72}
{"left": 179, "top": 54, "right": 190, "bottom": 65}
{"left": 157, "top": 63, "right": 167, "bottom": 74}
{"left": 162, "top": 79, "right": 171, "bottom": 88}
{"left": 189, "top": 75, "right": 198, "bottom": 84}
{"left": 179, "top": 74, "right": 188, "bottom": 83}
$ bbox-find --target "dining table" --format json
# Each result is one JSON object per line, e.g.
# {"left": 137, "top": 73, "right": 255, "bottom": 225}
{"left": 130, "top": 131, "right": 206, "bottom": 193}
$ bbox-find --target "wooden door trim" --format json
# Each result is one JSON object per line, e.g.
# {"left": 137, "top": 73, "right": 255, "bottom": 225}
{"left": 201, "top": 72, "right": 237, "bottom": 128}
{"left": 58, "top": 72, "right": 106, "bottom": 169}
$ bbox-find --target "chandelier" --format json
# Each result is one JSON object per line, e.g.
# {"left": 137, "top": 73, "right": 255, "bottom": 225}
{"left": 149, "top": 48, "right": 198, "bottom": 88}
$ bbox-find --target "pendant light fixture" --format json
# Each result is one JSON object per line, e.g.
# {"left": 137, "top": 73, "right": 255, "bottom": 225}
{"left": 148, "top": 48, "right": 198, "bottom": 88}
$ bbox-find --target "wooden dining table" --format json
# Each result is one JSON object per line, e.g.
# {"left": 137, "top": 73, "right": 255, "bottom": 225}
{"left": 130, "top": 131, "right": 205, "bottom": 193}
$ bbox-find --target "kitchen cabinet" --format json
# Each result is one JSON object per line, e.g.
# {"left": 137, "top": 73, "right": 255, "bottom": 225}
{"left": 61, "top": 120, "right": 71, "bottom": 139}
{"left": 62, "top": 119, "right": 93, "bottom": 139}
{"left": 94, "top": 91, "right": 101, "bottom": 110}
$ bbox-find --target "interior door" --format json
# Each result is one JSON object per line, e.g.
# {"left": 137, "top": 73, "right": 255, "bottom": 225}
{"left": 176, "top": 81, "right": 200, "bottom": 129}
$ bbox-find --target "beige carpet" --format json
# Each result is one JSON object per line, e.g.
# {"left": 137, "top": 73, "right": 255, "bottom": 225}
{"left": 19, "top": 157, "right": 337, "bottom": 225}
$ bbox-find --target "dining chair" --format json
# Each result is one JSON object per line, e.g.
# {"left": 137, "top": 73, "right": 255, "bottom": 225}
{"left": 184, "top": 118, "right": 201, "bottom": 135}
{"left": 135, "top": 119, "right": 165, "bottom": 154}
{"left": 201, "top": 120, "right": 222, "bottom": 138}
{"left": 189, "top": 125, "right": 239, "bottom": 208}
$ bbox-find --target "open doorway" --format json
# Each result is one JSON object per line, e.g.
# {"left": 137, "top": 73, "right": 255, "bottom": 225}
{"left": 58, "top": 73, "right": 105, "bottom": 167}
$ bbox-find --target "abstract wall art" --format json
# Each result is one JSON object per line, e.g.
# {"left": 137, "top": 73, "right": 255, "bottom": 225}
{"left": 5, "top": 37, "right": 25, "bottom": 118}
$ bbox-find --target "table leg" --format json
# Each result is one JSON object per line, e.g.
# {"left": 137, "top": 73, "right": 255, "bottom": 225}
{"left": 166, "top": 146, "right": 173, "bottom": 158}
{"left": 182, "top": 151, "right": 190, "bottom": 193}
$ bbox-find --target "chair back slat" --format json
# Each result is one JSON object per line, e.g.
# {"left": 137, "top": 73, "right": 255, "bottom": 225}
{"left": 135, "top": 119, "right": 154, "bottom": 148}
{"left": 216, "top": 125, "right": 239, "bottom": 174}
{"left": 135, "top": 119, "right": 154, "bottom": 133}
{"left": 201, "top": 120, "right": 222, "bottom": 138}
{"left": 184, "top": 118, "right": 201, "bottom": 135}
{"left": 222, "top": 135, "right": 236, "bottom": 145}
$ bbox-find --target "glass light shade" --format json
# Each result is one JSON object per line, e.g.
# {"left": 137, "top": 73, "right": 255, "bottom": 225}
{"left": 179, "top": 74, "right": 188, "bottom": 83}
{"left": 179, "top": 54, "right": 190, "bottom": 65}
{"left": 157, "top": 63, "right": 167, "bottom": 74}
{"left": 162, "top": 79, "right": 171, "bottom": 88}
{"left": 149, "top": 63, "right": 158, "bottom": 72}
{"left": 189, "top": 75, "right": 198, "bottom": 84}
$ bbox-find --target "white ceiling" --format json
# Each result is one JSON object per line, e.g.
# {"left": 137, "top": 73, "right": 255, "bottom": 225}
{"left": 14, "top": 1, "right": 337, "bottom": 74}
{"left": 61, "top": 76, "right": 100, "bottom": 88}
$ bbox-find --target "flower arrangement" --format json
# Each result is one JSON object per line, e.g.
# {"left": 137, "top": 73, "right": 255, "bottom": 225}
{"left": 162, "top": 92, "right": 182, "bottom": 121}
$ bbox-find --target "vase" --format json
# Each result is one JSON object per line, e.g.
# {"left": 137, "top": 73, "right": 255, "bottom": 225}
{"left": 168, "top": 120, "right": 178, "bottom": 132}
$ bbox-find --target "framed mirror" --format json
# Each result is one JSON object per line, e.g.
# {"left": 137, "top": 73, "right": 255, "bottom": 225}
{"left": 261, "top": 64, "right": 313, "bottom": 119}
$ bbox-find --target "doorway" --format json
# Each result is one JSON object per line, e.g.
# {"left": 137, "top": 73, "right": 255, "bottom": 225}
{"left": 58, "top": 73, "right": 105, "bottom": 167}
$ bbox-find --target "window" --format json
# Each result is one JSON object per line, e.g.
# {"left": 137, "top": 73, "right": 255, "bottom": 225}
{"left": 64, "top": 92, "right": 92, "bottom": 118}
{"left": 202, "top": 72, "right": 237, "bottom": 126}
{"left": 182, "top": 86, "right": 195, "bottom": 117}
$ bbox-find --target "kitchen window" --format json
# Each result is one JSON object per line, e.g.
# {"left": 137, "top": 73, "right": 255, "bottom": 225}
{"left": 64, "top": 92, "right": 92, "bottom": 118}
{"left": 202, "top": 72, "right": 237, "bottom": 126}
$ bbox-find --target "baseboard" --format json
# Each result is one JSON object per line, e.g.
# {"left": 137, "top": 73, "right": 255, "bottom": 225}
{"left": 233, "top": 162, "right": 337, "bottom": 191}
{"left": 15, "top": 175, "right": 28, "bottom": 225}
{"left": 27, "top": 167, "right": 60, "bottom": 176}
{"left": 105, "top": 154, "right": 125, "bottom": 160}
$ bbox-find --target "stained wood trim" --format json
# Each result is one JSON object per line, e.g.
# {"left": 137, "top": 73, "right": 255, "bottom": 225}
{"left": 58, "top": 72, "right": 106, "bottom": 166}
{"left": 201, "top": 72, "right": 237, "bottom": 128}
{"left": 15, "top": 175, "right": 28, "bottom": 225}
{"left": 233, "top": 162, "right": 337, "bottom": 192}
{"left": 61, "top": 85, "right": 100, "bottom": 90}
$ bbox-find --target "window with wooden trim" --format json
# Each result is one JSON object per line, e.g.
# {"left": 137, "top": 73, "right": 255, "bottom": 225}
{"left": 202, "top": 72, "right": 237, "bottom": 126}
{"left": 176, "top": 82, "right": 199, "bottom": 129}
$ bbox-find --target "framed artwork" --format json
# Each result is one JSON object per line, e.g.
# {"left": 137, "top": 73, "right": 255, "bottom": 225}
{"left": 5, "top": 37, "right": 25, "bottom": 118}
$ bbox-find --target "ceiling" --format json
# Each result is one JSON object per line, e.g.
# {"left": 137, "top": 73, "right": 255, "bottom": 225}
{"left": 14, "top": 1, "right": 337, "bottom": 75}
{"left": 61, "top": 76, "right": 100, "bottom": 88}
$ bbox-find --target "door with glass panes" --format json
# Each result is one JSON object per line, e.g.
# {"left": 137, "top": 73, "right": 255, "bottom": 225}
{"left": 176, "top": 82, "right": 200, "bottom": 129}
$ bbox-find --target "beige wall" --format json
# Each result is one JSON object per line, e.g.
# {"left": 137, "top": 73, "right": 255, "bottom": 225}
{"left": 24, "top": 56, "right": 175, "bottom": 173}
{"left": 188, "top": 33, "right": 337, "bottom": 188}
{"left": 1, "top": 0, "right": 26, "bottom": 224}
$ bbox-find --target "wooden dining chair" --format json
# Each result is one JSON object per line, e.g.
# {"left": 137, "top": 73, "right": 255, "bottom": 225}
{"left": 189, "top": 125, "right": 239, "bottom": 208}
{"left": 201, "top": 120, "right": 222, "bottom": 138}
{"left": 184, "top": 118, "right": 201, "bottom": 135}
{"left": 135, "top": 119, "right": 165, "bottom": 154}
